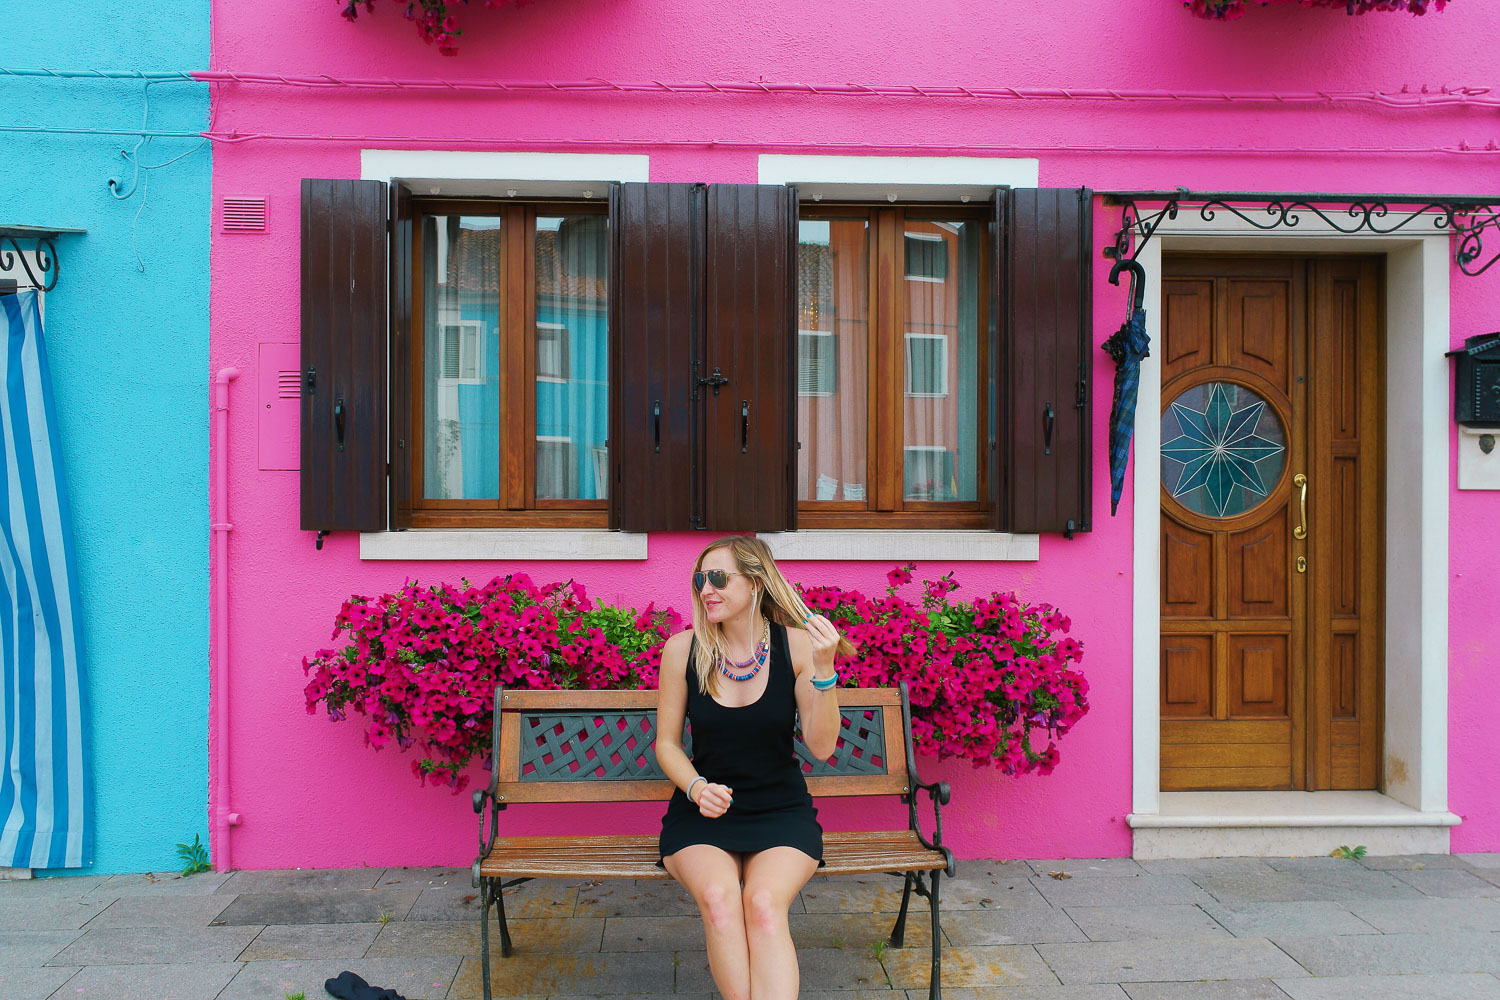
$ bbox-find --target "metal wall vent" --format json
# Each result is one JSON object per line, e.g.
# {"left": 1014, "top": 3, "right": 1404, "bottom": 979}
{"left": 223, "top": 197, "right": 267, "bottom": 233}
{"left": 277, "top": 369, "right": 300, "bottom": 399}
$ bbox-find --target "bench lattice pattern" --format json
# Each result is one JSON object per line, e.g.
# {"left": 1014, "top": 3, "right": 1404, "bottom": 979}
{"left": 517, "top": 707, "right": 889, "bottom": 782}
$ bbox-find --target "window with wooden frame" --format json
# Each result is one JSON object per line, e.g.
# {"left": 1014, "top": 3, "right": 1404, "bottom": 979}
{"left": 795, "top": 207, "right": 989, "bottom": 529}
{"left": 407, "top": 199, "right": 609, "bottom": 528}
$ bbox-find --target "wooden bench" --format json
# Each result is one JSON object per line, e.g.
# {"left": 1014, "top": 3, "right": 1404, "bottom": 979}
{"left": 471, "top": 682, "right": 955, "bottom": 1000}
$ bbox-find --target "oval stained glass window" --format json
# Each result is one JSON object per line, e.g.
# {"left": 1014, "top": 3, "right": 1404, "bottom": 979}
{"left": 1161, "top": 381, "right": 1287, "bottom": 518}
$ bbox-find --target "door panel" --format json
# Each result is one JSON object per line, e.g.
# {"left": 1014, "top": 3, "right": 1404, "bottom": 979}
{"left": 1161, "top": 255, "right": 1383, "bottom": 793}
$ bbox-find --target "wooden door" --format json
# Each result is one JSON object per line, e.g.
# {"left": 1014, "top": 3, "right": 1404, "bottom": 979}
{"left": 1160, "top": 256, "right": 1383, "bottom": 792}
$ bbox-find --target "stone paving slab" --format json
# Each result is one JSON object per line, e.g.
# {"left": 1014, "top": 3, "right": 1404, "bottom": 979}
{"left": 1356, "top": 853, "right": 1471, "bottom": 871}
{"left": 376, "top": 866, "right": 472, "bottom": 890}
{"left": 82, "top": 894, "right": 234, "bottom": 928}
{"left": 911, "top": 988, "right": 1128, "bottom": 999}
{"left": 1121, "top": 983, "right": 1292, "bottom": 999}
{"left": 573, "top": 881, "right": 703, "bottom": 917}
{"left": 1032, "top": 875, "right": 1214, "bottom": 909}
{"left": 404, "top": 887, "right": 490, "bottom": 922}
{"left": 94, "top": 872, "right": 232, "bottom": 897}
{"left": 800, "top": 878, "right": 915, "bottom": 914}
{"left": 1064, "top": 904, "right": 1230, "bottom": 941}
{"left": 215, "top": 867, "right": 384, "bottom": 894}
{"left": 447, "top": 950, "right": 676, "bottom": 997}
{"left": 1036, "top": 938, "right": 1308, "bottom": 986}
{"left": 0, "top": 929, "right": 84, "bottom": 965}
{"left": 788, "top": 911, "right": 935, "bottom": 949}
{"left": 1027, "top": 860, "right": 1147, "bottom": 880}
{"left": 50, "top": 961, "right": 242, "bottom": 1000}
{"left": 0, "top": 898, "right": 110, "bottom": 930}
{"left": 1197, "top": 901, "right": 1378, "bottom": 939}
{"left": 677, "top": 945, "right": 891, "bottom": 992}
{"left": 1390, "top": 867, "right": 1500, "bottom": 897}
{"left": 0, "top": 875, "right": 105, "bottom": 899}
{"left": 211, "top": 887, "right": 420, "bottom": 925}
{"left": 1458, "top": 853, "right": 1500, "bottom": 869}
{"left": 236, "top": 921, "right": 383, "bottom": 960}
{"left": 1273, "top": 973, "right": 1500, "bottom": 999}
{"left": 1342, "top": 896, "right": 1500, "bottom": 933}
{"left": 940, "top": 869, "right": 1053, "bottom": 910}
{"left": 0, "top": 964, "right": 78, "bottom": 1000}
{"left": 1263, "top": 859, "right": 1357, "bottom": 872}
{"left": 1138, "top": 859, "right": 1277, "bottom": 877}
{"left": 942, "top": 905, "right": 1087, "bottom": 946}
{"left": 365, "top": 916, "right": 605, "bottom": 957}
{"left": 599, "top": 914, "right": 703, "bottom": 952}
{"left": 46, "top": 924, "right": 262, "bottom": 966}
{"left": 1192, "top": 870, "right": 1424, "bottom": 904}
{"left": 217, "top": 957, "right": 460, "bottom": 1000}
{"left": 883, "top": 943, "right": 1060, "bottom": 990}
{"left": 1271, "top": 931, "right": 1500, "bottom": 977}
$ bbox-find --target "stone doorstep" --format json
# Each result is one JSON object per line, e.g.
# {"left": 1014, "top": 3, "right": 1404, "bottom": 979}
{"left": 1128, "top": 790, "right": 1461, "bottom": 860}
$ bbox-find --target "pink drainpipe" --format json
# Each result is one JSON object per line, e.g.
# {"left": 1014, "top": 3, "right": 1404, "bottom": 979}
{"left": 212, "top": 367, "right": 243, "bottom": 869}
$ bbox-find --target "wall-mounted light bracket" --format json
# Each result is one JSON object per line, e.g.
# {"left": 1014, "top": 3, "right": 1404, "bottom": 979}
{"left": 0, "top": 225, "right": 85, "bottom": 293}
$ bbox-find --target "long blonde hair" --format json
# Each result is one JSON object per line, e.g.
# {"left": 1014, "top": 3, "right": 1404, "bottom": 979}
{"left": 689, "top": 536, "right": 856, "bottom": 695}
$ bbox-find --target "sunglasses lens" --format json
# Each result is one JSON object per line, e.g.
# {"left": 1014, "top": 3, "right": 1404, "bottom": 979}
{"left": 694, "top": 569, "right": 731, "bottom": 591}
{"left": 692, "top": 572, "right": 706, "bottom": 591}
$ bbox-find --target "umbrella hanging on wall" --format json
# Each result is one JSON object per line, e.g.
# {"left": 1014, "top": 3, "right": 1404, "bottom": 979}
{"left": 1100, "top": 257, "right": 1150, "bottom": 516}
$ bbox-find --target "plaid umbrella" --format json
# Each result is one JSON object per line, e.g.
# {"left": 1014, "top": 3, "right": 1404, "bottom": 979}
{"left": 1101, "top": 260, "right": 1151, "bottom": 516}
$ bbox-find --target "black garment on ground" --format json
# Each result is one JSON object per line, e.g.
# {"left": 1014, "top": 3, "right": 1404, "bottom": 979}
{"left": 325, "top": 970, "right": 407, "bottom": 1000}
{"left": 658, "top": 621, "right": 824, "bottom": 865}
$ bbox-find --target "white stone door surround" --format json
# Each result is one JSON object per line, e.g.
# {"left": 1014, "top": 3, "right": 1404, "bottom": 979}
{"left": 1125, "top": 208, "right": 1458, "bottom": 854}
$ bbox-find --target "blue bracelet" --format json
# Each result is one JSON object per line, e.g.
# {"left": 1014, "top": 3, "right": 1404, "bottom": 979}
{"left": 810, "top": 671, "right": 838, "bottom": 690}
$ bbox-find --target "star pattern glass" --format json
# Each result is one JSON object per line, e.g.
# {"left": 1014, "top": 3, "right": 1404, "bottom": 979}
{"left": 1161, "top": 381, "right": 1287, "bottom": 518}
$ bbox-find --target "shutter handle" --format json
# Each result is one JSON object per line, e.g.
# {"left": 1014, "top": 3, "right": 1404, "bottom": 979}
{"left": 1043, "top": 401, "right": 1055, "bottom": 456}
{"left": 334, "top": 397, "right": 346, "bottom": 452}
{"left": 741, "top": 400, "right": 750, "bottom": 454}
{"left": 304, "top": 366, "right": 316, "bottom": 392}
{"left": 653, "top": 400, "right": 661, "bottom": 454}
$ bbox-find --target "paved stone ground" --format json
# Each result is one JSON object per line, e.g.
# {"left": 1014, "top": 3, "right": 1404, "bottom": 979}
{"left": 4, "top": 854, "right": 1500, "bottom": 999}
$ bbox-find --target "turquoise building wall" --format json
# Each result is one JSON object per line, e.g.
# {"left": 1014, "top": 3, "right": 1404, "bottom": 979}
{"left": 0, "top": 5, "right": 210, "bottom": 873}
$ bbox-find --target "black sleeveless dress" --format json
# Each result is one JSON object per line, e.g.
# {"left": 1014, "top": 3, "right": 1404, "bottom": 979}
{"left": 658, "top": 622, "right": 824, "bottom": 865}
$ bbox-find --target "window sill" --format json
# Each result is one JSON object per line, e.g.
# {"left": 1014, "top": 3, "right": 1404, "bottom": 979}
{"left": 756, "top": 530, "right": 1038, "bottom": 562}
{"left": 359, "top": 529, "right": 647, "bottom": 561}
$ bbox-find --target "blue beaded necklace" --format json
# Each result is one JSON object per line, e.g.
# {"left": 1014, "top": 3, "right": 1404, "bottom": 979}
{"left": 717, "top": 620, "right": 771, "bottom": 682}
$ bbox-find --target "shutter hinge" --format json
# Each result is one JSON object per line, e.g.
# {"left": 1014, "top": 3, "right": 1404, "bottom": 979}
{"left": 1076, "top": 370, "right": 1088, "bottom": 408}
{"left": 386, "top": 462, "right": 392, "bottom": 477}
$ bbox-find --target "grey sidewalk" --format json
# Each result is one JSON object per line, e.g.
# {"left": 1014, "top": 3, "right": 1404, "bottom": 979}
{"left": 5, "top": 854, "right": 1500, "bottom": 1000}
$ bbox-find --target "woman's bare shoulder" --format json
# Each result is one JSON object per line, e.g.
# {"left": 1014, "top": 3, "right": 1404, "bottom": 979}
{"left": 661, "top": 629, "right": 694, "bottom": 669}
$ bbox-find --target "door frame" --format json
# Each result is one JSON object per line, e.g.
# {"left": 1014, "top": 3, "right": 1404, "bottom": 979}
{"left": 1130, "top": 216, "right": 1451, "bottom": 819}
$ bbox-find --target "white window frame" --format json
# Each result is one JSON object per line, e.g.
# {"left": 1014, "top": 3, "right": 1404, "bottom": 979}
{"left": 437, "top": 318, "right": 485, "bottom": 385}
{"left": 797, "top": 329, "right": 838, "bottom": 397}
{"left": 903, "top": 230, "right": 948, "bottom": 283}
{"left": 535, "top": 321, "right": 569, "bottom": 383}
{"left": 904, "top": 332, "right": 949, "bottom": 397}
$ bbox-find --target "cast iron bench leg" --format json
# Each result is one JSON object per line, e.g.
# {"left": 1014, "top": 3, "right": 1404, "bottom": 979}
{"left": 889, "top": 872, "right": 915, "bottom": 948}
{"left": 479, "top": 880, "right": 493, "bottom": 1000}
{"left": 927, "top": 868, "right": 942, "bottom": 1000}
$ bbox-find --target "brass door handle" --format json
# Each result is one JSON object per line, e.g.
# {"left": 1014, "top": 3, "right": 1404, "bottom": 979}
{"left": 1293, "top": 473, "right": 1308, "bottom": 540}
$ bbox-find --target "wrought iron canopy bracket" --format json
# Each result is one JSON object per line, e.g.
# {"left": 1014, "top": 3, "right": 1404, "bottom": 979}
{"left": 0, "top": 226, "right": 83, "bottom": 293}
{"left": 1102, "top": 190, "right": 1500, "bottom": 278}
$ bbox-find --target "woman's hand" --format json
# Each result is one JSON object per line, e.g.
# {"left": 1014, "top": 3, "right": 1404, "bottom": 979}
{"left": 693, "top": 781, "right": 734, "bottom": 818}
{"left": 804, "top": 613, "right": 841, "bottom": 676}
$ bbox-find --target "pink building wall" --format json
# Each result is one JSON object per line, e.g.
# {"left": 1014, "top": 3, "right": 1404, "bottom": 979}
{"left": 208, "top": 0, "right": 1500, "bottom": 868}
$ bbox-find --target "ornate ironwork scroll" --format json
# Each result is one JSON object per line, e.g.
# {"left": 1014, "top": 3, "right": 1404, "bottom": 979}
{"left": 0, "top": 232, "right": 60, "bottom": 292}
{"left": 1104, "top": 191, "right": 1500, "bottom": 278}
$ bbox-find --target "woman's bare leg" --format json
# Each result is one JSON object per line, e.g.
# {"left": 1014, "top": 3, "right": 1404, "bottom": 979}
{"left": 664, "top": 845, "right": 749, "bottom": 1000}
{"left": 741, "top": 846, "right": 820, "bottom": 1000}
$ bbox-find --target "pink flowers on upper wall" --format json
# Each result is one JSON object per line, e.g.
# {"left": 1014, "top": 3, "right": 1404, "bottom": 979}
{"left": 339, "top": 0, "right": 531, "bottom": 55}
{"left": 1185, "top": 0, "right": 1449, "bottom": 18}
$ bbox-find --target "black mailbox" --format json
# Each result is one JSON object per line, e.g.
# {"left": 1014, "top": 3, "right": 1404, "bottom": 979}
{"left": 1447, "top": 333, "right": 1500, "bottom": 426}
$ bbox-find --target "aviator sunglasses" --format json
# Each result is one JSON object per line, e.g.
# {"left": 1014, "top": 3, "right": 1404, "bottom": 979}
{"left": 693, "top": 569, "right": 745, "bottom": 591}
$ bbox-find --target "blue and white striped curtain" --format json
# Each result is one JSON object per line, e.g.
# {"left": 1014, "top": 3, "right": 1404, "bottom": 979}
{"left": 0, "top": 290, "right": 91, "bottom": 870}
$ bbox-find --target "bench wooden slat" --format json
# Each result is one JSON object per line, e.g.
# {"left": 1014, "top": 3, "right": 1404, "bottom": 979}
{"left": 479, "top": 830, "right": 947, "bottom": 881}
{"left": 499, "top": 688, "right": 905, "bottom": 710}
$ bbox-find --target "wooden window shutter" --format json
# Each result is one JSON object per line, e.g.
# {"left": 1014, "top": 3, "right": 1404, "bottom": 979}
{"left": 611, "top": 182, "right": 702, "bottom": 531}
{"left": 389, "top": 183, "right": 414, "bottom": 530}
{"left": 300, "top": 178, "right": 389, "bottom": 533}
{"left": 702, "top": 184, "right": 797, "bottom": 533}
{"left": 998, "top": 187, "right": 1093, "bottom": 536}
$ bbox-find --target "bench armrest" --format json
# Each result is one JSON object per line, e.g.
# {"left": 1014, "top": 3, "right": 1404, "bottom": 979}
{"left": 899, "top": 681, "right": 956, "bottom": 877}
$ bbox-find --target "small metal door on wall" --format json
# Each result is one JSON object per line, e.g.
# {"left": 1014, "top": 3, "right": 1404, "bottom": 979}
{"left": 1159, "top": 256, "right": 1384, "bottom": 792}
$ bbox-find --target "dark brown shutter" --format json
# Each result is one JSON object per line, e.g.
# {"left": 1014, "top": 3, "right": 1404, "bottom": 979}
{"left": 389, "top": 183, "right": 414, "bottom": 530}
{"left": 701, "top": 184, "right": 796, "bottom": 533}
{"left": 999, "top": 187, "right": 1093, "bottom": 536}
{"left": 300, "top": 178, "right": 389, "bottom": 533}
{"left": 611, "top": 183, "right": 702, "bottom": 531}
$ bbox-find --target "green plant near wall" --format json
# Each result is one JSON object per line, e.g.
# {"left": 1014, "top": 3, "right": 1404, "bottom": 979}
{"left": 174, "top": 834, "right": 211, "bottom": 875}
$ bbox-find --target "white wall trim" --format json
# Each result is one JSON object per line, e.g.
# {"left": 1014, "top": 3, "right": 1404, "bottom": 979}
{"left": 1129, "top": 214, "right": 1451, "bottom": 825}
{"left": 758, "top": 530, "right": 1038, "bottom": 562}
{"left": 758, "top": 154, "right": 1039, "bottom": 203}
{"left": 360, "top": 150, "right": 649, "bottom": 197}
{"left": 360, "top": 530, "right": 647, "bottom": 561}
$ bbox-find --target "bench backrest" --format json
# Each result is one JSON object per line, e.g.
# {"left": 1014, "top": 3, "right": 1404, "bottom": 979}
{"left": 491, "top": 686, "right": 916, "bottom": 804}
